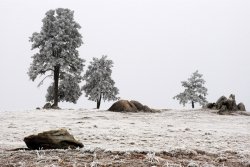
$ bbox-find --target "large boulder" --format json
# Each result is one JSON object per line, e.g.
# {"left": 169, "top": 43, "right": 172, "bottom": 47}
{"left": 24, "top": 129, "right": 83, "bottom": 150}
{"left": 215, "top": 96, "right": 227, "bottom": 109}
{"left": 108, "top": 100, "right": 154, "bottom": 112}
{"left": 108, "top": 100, "right": 137, "bottom": 112}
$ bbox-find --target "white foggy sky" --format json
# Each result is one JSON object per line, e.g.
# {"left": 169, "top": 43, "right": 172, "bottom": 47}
{"left": 0, "top": 0, "right": 249, "bottom": 111}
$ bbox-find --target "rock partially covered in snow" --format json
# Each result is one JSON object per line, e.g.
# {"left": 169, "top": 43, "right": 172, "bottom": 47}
{"left": 108, "top": 100, "right": 155, "bottom": 112}
{"left": 24, "top": 129, "right": 83, "bottom": 150}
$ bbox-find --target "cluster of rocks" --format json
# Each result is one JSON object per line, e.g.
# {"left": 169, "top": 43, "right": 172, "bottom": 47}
{"left": 24, "top": 129, "right": 83, "bottom": 150}
{"left": 205, "top": 94, "right": 246, "bottom": 114}
{"left": 108, "top": 100, "right": 157, "bottom": 112}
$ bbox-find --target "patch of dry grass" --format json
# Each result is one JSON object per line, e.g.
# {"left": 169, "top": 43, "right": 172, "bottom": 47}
{"left": 0, "top": 148, "right": 249, "bottom": 167}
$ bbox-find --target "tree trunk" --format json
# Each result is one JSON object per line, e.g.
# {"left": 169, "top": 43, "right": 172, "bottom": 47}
{"left": 52, "top": 65, "right": 60, "bottom": 108}
{"left": 96, "top": 93, "right": 102, "bottom": 109}
{"left": 192, "top": 101, "right": 194, "bottom": 109}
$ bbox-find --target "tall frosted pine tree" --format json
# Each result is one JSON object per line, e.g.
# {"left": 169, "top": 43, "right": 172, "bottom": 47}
{"left": 82, "top": 56, "right": 119, "bottom": 109}
{"left": 28, "top": 8, "right": 85, "bottom": 108}
{"left": 173, "top": 70, "right": 208, "bottom": 108}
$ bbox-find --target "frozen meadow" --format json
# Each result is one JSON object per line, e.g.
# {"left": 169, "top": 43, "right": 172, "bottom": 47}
{"left": 0, "top": 109, "right": 249, "bottom": 166}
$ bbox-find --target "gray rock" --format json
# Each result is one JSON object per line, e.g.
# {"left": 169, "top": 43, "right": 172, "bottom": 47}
{"left": 215, "top": 96, "right": 227, "bottom": 109}
{"left": 224, "top": 98, "right": 237, "bottom": 111}
{"left": 43, "top": 103, "right": 52, "bottom": 109}
{"left": 237, "top": 103, "right": 246, "bottom": 111}
{"left": 218, "top": 105, "right": 228, "bottom": 114}
{"left": 227, "top": 94, "right": 237, "bottom": 111}
{"left": 205, "top": 103, "right": 216, "bottom": 109}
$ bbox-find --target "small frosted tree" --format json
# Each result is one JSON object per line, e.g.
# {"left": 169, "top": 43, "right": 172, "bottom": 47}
{"left": 82, "top": 56, "right": 119, "bottom": 109}
{"left": 173, "top": 70, "right": 208, "bottom": 108}
{"left": 28, "top": 8, "right": 85, "bottom": 108}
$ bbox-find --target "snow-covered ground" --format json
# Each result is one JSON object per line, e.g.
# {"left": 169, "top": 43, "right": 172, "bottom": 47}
{"left": 0, "top": 109, "right": 249, "bottom": 156}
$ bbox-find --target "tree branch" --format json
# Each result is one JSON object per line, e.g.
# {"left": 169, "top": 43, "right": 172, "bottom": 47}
{"left": 37, "top": 74, "right": 53, "bottom": 87}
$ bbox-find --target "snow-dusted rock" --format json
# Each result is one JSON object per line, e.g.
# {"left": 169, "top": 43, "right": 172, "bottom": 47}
{"left": 187, "top": 162, "right": 199, "bottom": 167}
{"left": 24, "top": 129, "right": 83, "bottom": 150}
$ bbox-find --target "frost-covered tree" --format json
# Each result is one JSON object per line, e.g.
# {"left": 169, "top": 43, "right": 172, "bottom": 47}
{"left": 46, "top": 74, "right": 82, "bottom": 104}
{"left": 173, "top": 70, "right": 208, "bottom": 108}
{"left": 28, "top": 8, "right": 85, "bottom": 108}
{"left": 82, "top": 56, "right": 119, "bottom": 109}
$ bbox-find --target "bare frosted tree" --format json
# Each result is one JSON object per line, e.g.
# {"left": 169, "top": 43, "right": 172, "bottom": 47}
{"left": 173, "top": 70, "right": 208, "bottom": 108}
{"left": 28, "top": 8, "right": 85, "bottom": 108}
{"left": 82, "top": 56, "right": 119, "bottom": 109}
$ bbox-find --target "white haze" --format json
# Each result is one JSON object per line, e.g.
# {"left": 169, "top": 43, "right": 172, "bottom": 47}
{"left": 0, "top": 0, "right": 249, "bottom": 111}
